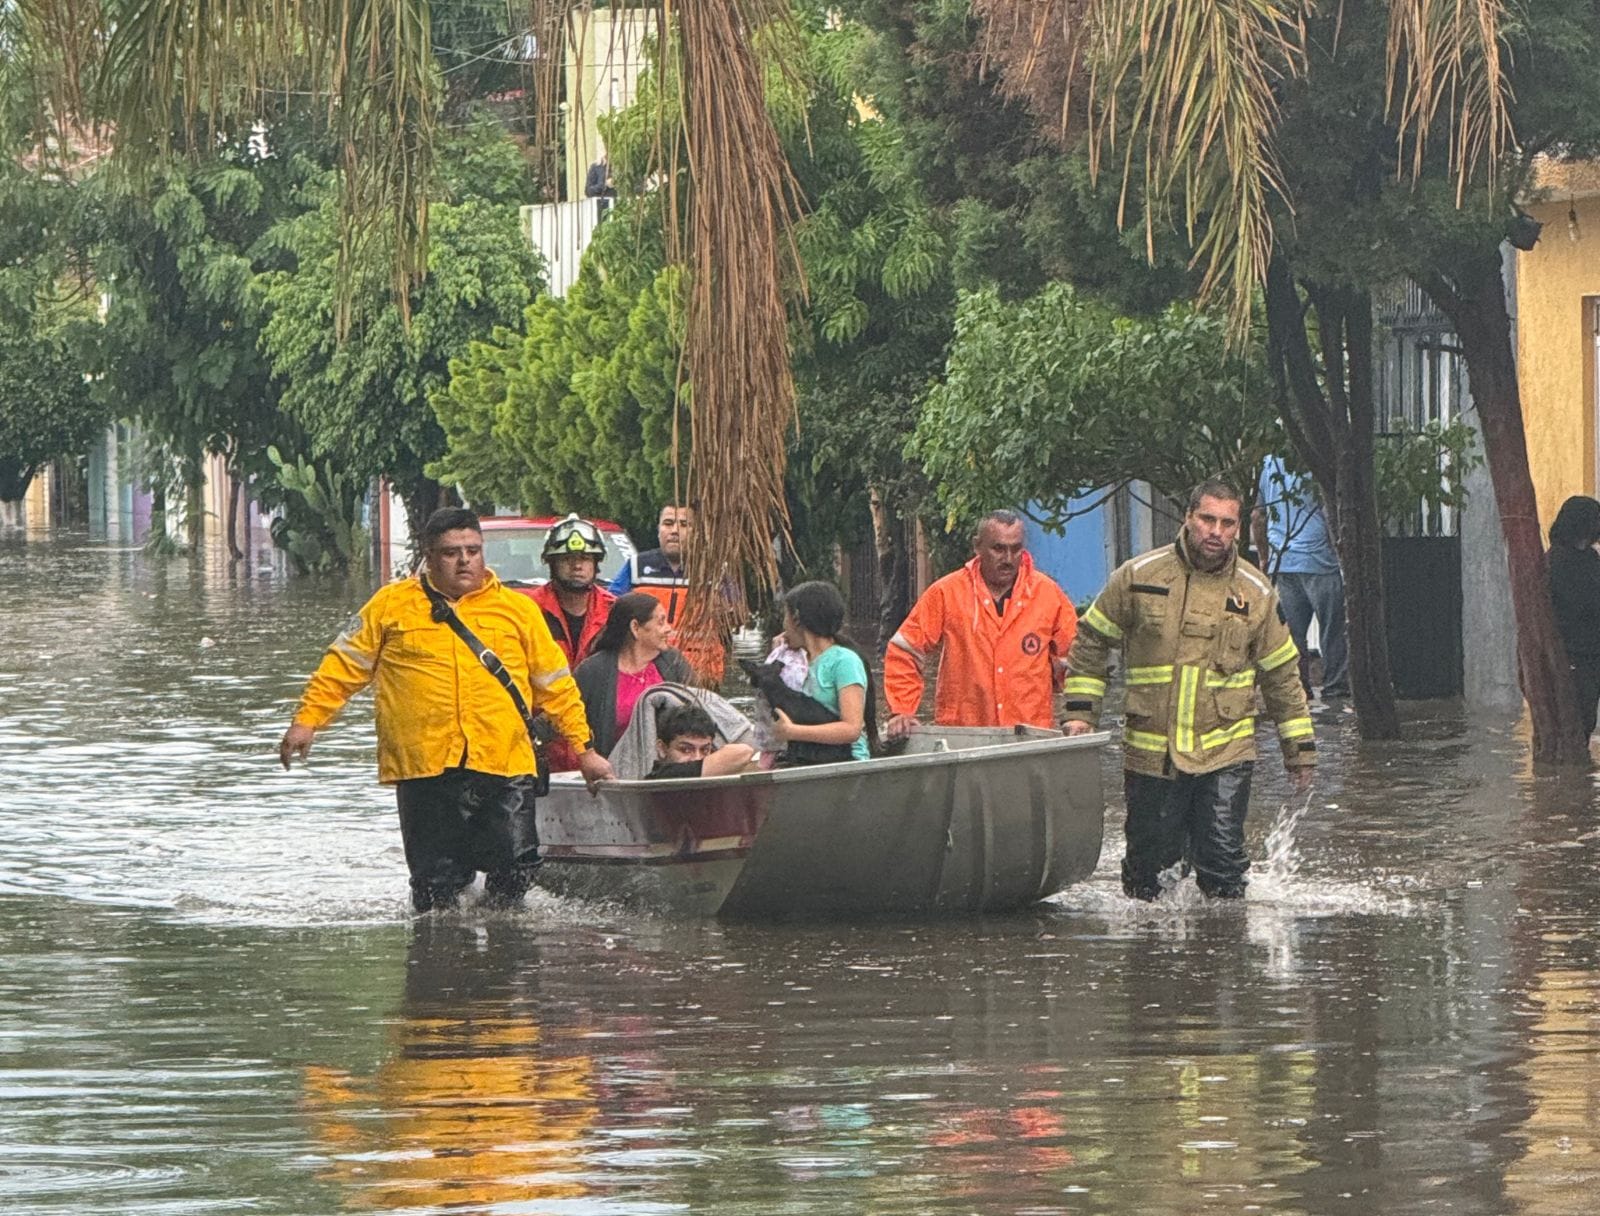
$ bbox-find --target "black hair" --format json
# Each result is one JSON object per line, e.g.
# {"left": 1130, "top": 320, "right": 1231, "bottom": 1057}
{"left": 1549, "top": 495, "right": 1600, "bottom": 548}
{"left": 420, "top": 506, "right": 481, "bottom": 550}
{"left": 593, "top": 592, "right": 663, "bottom": 653}
{"left": 1187, "top": 479, "right": 1243, "bottom": 514}
{"left": 656, "top": 703, "right": 716, "bottom": 744}
{"left": 782, "top": 580, "right": 880, "bottom": 755}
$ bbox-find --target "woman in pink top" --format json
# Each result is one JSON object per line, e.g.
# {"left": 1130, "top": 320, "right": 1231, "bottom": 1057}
{"left": 574, "top": 592, "right": 694, "bottom": 755}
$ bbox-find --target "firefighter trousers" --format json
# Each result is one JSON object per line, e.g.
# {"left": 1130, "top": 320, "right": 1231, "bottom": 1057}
{"left": 395, "top": 768, "right": 541, "bottom": 913}
{"left": 1122, "top": 762, "right": 1254, "bottom": 901}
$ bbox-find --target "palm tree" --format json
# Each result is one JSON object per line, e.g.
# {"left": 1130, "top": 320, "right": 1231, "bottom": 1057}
{"left": 973, "top": 0, "right": 1585, "bottom": 760}
{"left": 8, "top": 0, "right": 1585, "bottom": 758}
{"left": 7, "top": 0, "right": 803, "bottom": 630}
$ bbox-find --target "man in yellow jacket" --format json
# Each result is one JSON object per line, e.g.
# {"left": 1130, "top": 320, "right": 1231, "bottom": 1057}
{"left": 280, "top": 507, "right": 614, "bottom": 912}
{"left": 1063, "top": 480, "right": 1315, "bottom": 901}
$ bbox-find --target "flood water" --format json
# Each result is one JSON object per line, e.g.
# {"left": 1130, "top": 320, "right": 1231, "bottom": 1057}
{"left": 3, "top": 535, "right": 1600, "bottom": 1215}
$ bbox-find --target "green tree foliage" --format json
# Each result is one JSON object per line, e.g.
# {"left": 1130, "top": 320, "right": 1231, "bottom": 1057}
{"left": 87, "top": 143, "right": 304, "bottom": 543}
{"left": 1374, "top": 420, "right": 1483, "bottom": 537}
{"left": 0, "top": 135, "right": 104, "bottom": 504}
{"left": 429, "top": 205, "right": 682, "bottom": 539}
{"left": 784, "top": 15, "right": 956, "bottom": 572}
{"left": 433, "top": 108, "right": 539, "bottom": 207}
{"left": 431, "top": 9, "right": 959, "bottom": 570}
{"left": 836, "top": 0, "right": 1189, "bottom": 312}
{"left": 257, "top": 175, "right": 546, "bottom": 534}
{"left": 265, "top": 444, "right": 370, "bottom": 573}
{"left": 915, "top": 284, "right": 1281, "bottom": 529}
{"left": 0, "top": 332, "right": 104, "bottom": 501}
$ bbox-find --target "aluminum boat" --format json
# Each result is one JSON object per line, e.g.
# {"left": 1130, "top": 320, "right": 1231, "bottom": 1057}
{"left": 534, "top": 724, "right": 1107, "bottom": 919}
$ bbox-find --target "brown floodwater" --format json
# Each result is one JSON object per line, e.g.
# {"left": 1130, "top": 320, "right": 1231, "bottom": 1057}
{"left": 2, "top": 534, "right": 1598, "bottom": 1215}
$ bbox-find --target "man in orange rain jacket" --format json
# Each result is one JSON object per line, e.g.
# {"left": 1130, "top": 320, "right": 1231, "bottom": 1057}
{"left": 885, "top": 509, "right": 1078, "bottom": 736}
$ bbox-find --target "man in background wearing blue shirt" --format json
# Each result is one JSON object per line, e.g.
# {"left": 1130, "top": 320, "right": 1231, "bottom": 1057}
{"left": 1252, "top": 456, "right": 1349, "bottom": 700}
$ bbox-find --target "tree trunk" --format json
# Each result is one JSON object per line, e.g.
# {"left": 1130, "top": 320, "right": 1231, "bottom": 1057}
{"left": 0, "top": 461, "right": 39, "bottom": 503}
{"left": 1330, "top": 288, "right": 1402, "bottom": 738}
{"left": 869, "top": 487, "right": 910, "bottom": 657}
{"left": 145, "top": 482, "right": 173, "bottom": 554}
{"left": 1265, "top": 259, "right": 1402, "bottom": 738}
{"left": 399, "top": 475, "right": 451, "bottom": 545}
{"left": 1424, "top": 256, "right": 1586, "bottom": 763}
{"left": 224, "top": 468, "right": 243, "bottom": 561}
{"left": 184, "top": 462, "right": 205, "bottom": 554}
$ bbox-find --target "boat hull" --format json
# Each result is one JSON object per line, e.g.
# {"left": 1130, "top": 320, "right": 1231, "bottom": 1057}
{"left": 535, "top": 726, "right": 1106, "bottom": 919}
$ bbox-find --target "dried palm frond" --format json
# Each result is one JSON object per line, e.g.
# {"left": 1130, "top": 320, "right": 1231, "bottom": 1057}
{"left": 979, "top": 0, "right": 1309, "bottom": 336}
{"left": 1386, "top": 0, "right": 1512, "bottom": 201}
{"left": 19, "top": 0, "right": 440, "bottom": 330}
{"left": 524, "top": 0, "right": 578, "bottom": 202}
{"left": 979, "top": 0, "right": 1512, "bottom": 325}
{"left": 661, "top": 0, "right": 806, "bottom": 656}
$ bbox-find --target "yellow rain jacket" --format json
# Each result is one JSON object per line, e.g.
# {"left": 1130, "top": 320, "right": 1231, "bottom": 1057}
{"left": 1062, "top": 539, "right": 1315, "bottom": 778}
{"left": 292, "top": 572, "right": 592, "bottom": 783}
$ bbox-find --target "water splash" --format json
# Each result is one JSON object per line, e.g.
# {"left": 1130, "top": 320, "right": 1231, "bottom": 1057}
{"left": 1246, "top": 789, "right": 1414, "bottom": 918}
{"left": 1051, "top": 785, "right": 1415, "bottom": 927}
{"left": 1257, "top": 788, "right": 1317, "bottom": 885}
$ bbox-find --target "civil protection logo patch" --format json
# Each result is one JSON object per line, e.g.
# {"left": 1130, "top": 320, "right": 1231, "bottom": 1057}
{"left": 1020, "top": 632, "right": 1042, "bottom": 656}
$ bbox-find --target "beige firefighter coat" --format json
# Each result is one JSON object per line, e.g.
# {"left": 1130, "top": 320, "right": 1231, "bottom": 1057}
{"left": 1062, "top": 539, "right": 1316, "bottom": 777}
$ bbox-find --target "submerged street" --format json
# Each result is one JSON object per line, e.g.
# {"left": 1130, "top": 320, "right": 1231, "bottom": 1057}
{"left": 3, "top": 536, "right": 1599, "bottom": 1214}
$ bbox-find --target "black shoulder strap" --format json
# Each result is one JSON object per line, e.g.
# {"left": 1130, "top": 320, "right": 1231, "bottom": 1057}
{"left": 419, "top": 576, "right": 537, "bottom": 731}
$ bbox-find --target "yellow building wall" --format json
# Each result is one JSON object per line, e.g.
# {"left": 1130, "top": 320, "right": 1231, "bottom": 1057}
{"left": 1516, "top": 194, "right": 1600, "bottom": 530}
{"left": 562, "top": 8, "right": 657, "bottom": 203}
{"left": 24, "top": 468, "right": 51, "bottom": 529}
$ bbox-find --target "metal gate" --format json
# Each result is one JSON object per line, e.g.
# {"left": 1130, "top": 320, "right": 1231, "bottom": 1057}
{"left": 1382, "top": 535, "right": 1464, "bottom": 698}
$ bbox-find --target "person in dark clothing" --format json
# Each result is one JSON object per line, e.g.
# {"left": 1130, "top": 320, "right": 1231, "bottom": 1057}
{"left": 609, "top": 503, "right": 692, "bottom": 593}
{"left": 584, "top": 157, "right": 615, "bottom": 200}
{"left": 574, "top": 593, "right": 694, "bottom": 756}
{"left": 647, "top": 703, "right": 757, "bottom": 779}
{"left": 608, "top": 503, "right": 727, "bottom": 685}
{"left": 1547, "top": 495, "right": 1600, "bottom": 739}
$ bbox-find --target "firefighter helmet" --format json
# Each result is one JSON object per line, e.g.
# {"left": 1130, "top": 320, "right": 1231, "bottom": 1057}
{"left": 542, "top": 514, "right": 608, "bottom": 562}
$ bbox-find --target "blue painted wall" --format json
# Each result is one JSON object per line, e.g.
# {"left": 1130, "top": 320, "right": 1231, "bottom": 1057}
{"left": 1022, "top": 497, "right": 1110, "bottom": 605}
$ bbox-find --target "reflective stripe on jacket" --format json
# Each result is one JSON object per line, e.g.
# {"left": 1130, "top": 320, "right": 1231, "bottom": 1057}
{"left": 1062, "top": 540, "right": 1315, "bottom": 777}
{"left": 884, "top": 552, "right": 1078, "bottom": 729}
{"left": 292, "top": 572, "right": 592, "bottom": 783}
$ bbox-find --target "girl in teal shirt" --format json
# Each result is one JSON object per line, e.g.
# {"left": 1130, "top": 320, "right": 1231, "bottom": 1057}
{"left": 771, "top": 581, "right": 878, "bottom": 761}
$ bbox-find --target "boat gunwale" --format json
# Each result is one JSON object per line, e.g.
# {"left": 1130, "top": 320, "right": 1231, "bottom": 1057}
{"left": 545, "top": 728, "right": 1112, "bottom": 794}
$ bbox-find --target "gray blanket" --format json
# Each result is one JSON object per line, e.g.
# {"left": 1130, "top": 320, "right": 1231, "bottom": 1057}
{"left": 607, "top": 683, "right": 757, "bottom": 780}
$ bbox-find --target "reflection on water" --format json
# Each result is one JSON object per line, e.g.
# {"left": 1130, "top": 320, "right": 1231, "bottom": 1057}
{"left": 302, "top": 923, "right": 597, "bottom": 1211}
{"left": 3, "top": 535, "right": 1600, "bottom": 1214}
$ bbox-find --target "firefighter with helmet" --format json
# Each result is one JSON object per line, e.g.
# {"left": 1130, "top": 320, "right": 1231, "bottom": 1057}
{"left": 528, "top": 515, "right": 617, "bottom": 773}
{"left": 532, "top": 514, "right": 615, "bottom": 668}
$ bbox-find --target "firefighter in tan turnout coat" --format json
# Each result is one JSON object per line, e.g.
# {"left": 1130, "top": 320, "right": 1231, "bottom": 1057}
{"left": 1063, "top": 480, "right": 1315, "bottom": 901}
